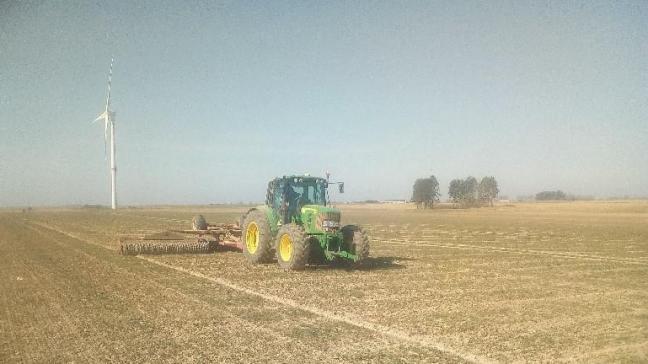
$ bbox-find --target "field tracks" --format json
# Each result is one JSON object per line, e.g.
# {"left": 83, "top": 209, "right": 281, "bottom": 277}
{"left": 23, "top": 220, "right": 320, "bottom": 358}
{"left": 114, "top": 213, "right": 188, "bottom": 225}
{"left": 137, "top": 256, "right": 492, "bottom": 364}
{"left": 27, "top": 220, "right": 118, "bottom": 252}
{"left": 376, "top": 238, "right": 648, "bottom": 266}
{"left": 24, "top": 218, "right": 492, "bottom": 364}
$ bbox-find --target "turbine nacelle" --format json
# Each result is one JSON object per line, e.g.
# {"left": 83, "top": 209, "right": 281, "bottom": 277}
{"left": 94, "top": 110, "right": 116, "bottom": 123}
{"left": 93, "top": 110, "right": 116, "bottom": 160}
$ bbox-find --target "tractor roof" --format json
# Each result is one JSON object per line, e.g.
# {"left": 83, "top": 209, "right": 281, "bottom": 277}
{"left": 273, "top": 175, "right": 326, "bottom": 183}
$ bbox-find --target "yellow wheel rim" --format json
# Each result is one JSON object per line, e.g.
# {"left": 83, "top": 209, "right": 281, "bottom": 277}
{"left": 246, "top": 222, "right": 259, "bottom": 254}
{"left": 279, "top": 233, "right": 293, "bottom": 262}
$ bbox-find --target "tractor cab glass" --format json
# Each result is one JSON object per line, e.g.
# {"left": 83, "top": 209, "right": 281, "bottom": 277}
{"left": 301, "top": 179, "right": 327, "bottom": 206}
{"left": 267, "top": 177, "right": 327, "bottom": 218}
{"left": 270, "top": 180, "right": 285, "bottom": 210}
{"left": 285, "top": 178, "right": 326, "bottom": 207}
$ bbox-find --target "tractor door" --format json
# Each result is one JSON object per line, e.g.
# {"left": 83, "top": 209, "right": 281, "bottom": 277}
{"left": 264, "top": 179, "right": 285, "bottom": 228}
{"left": 270, "top": 179, "right": 289, "bottom": 224}
{"left": 273, "top": 184, "right": 284, "bottom": 211}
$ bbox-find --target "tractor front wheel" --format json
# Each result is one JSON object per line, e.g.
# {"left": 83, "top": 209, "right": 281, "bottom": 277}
{"left": 242, "top": 210, "right": 273, "bottom": 264}
{"left": 342, "top": 225, "right": 370, "bottom": 266}
{"left": 275, "top": 224, "right": 309, "bottom": 270}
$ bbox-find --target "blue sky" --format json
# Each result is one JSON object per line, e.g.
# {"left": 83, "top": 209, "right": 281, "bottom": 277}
{"left": 1, "top": 0, "right": 647, "bottom": 206}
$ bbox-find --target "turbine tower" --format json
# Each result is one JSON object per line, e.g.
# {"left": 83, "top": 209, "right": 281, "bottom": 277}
{"left": 94, "top": 57, "right": 117, "bottom": 210}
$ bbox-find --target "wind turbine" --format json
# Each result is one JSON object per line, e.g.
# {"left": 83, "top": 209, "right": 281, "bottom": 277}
{"left": 94, "top": 57, "right": 117, "bottom": 210}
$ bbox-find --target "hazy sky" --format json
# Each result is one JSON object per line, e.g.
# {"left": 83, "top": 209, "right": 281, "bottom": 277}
{"left": 1, "top": 0, "right": 647, "bottom": 206}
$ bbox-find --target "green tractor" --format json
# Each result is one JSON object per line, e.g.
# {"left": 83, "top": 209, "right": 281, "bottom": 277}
{"left": 241, "top": 175, "right": 369, "bottom": 270}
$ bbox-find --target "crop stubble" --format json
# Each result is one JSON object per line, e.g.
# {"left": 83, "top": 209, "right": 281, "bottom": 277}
{"left": 1, "top": 201, "right": 647, "bottom": 362}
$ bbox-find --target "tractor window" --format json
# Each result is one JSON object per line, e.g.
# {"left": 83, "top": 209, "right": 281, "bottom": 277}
{"left": 290, "top": 185, "right": 305, "bottom": 196}
{"left": 272, "top": 181, "right": 284, "bottom": 209}
{"left": 303, "top": 182, "right": 326, "bottom": 206}
{"left": 281, "top": 182, "right": 304, "bottom": 209}
{"left": 276, "top": 179, "right": 327, "bottom": 208}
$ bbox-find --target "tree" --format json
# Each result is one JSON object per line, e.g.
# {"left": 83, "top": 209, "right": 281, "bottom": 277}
{"left": 536, "top": 190, "right": 566, "bottom": 201}
{"left": 478, "top": 176, "right": 499, "bottom": 206}
{"left": 448, "top": 179, "right": 463, "bottom": 204}
{"left": 463, "top": 176, "right": 478, "bottom": 206}
{"left": 450, "top": 176, "right": 498, "bottom": 207}
{"left": 412, "top": 175, "right": 440, "bottom": 209}
{"left": 412, "top": 179, "right": 426, "bottom": 208}
{"left": 425, "top": 175, "right": 441, "bottom": 208}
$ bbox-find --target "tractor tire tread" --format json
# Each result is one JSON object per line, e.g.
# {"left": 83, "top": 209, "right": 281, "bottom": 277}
{"left": 275, "top": 224, "right": 309, "bottom": 270}
{"left": 242, "top": 210, "right": 274, "bottom": 264}
{"left": 342, "top": 225, "right": 370, "bottom": 267}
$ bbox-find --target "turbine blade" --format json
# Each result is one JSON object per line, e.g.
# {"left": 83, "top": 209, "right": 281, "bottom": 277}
{"left": 94, "top": 112, "right": 105, "bottom": 123}
{"left": 105, "top": 57, "right": 114, "bottom": 108}
{"left": 95, "top": 57, "right": 114, "bottom": 162}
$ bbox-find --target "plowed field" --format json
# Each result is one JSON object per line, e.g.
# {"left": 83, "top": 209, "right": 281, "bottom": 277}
{"left": 1, "top": 201, "right": 647, "bottom": 362}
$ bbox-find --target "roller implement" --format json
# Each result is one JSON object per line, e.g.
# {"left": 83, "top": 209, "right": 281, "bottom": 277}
{"left": 120, "top": 175, "right": 370, "bottom": 270}
{"left": 119, "top": 216, "right": 242, "bottom": 255}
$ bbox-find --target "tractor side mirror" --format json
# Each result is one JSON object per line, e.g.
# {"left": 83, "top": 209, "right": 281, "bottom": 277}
{"left": 338, "top": 183, "right": 344, "bottom": 193}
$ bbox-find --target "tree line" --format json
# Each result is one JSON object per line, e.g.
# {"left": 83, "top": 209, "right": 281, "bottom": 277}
{"left": 535, "top": 190, "right": 566, "bottom": 200}
{"left": 412, "top": 175, "right": 499, "bottom": 208}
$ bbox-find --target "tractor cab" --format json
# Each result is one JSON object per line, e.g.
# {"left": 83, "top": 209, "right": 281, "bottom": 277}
{"left": 266, "top": 176, "right": 328, "bottom": 224}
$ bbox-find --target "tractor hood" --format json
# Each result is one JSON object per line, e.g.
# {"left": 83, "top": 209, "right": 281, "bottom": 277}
{"left": 301, "top": 205, "right": 341, "bottom": 232}
{"left": 301, "top": 205, "right": 341, "bottom": 217}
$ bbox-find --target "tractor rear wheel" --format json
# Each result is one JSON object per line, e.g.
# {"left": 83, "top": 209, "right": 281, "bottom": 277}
{"left": 275, "top": 224, "right": 309, "bottom": 270}
{"left": 342, "top": 225, "right": 370, "bottom": 266}
{"left": 242, "top": 210, "right": 273, "bottom": 264}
